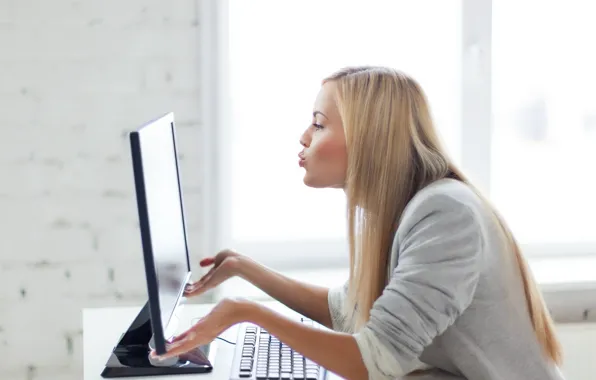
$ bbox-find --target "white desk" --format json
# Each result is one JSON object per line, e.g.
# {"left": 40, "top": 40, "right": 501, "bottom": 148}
{"left": 83, "top": 301, "right": 335, "bottom": 380}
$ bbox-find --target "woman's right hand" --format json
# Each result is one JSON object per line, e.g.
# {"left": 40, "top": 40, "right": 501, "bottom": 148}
{"left": 184, "top": 249, "right": 243, "bottom": 298}
{"left": 184, "top": 248, "right": 335, "bottom": 330}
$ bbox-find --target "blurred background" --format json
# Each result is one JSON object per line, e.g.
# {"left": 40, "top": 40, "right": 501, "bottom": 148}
{"left": 1, "top": 0, "right": 595, "bottom": 379}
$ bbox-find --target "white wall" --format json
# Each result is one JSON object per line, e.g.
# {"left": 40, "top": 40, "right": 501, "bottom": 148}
{"left": 0, "top": 1, "right": 206, "bottom": 379}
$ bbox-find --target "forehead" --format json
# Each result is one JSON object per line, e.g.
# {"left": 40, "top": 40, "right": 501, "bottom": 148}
{"left": 314, "top": 81, "right": 339, "bottom": 116}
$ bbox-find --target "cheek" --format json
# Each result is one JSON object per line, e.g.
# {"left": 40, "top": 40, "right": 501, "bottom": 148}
{"left": 311, "top": 134, "right": 347, "bottom": 166}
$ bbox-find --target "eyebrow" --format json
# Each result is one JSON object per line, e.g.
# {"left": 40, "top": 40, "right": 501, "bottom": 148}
{"left": 313, "top": 111, "right": 329, "bottom": 120}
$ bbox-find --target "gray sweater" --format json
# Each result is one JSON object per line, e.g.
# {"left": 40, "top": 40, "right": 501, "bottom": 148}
{"left": 328, "top": 178, "right": 565, "bottom": 380}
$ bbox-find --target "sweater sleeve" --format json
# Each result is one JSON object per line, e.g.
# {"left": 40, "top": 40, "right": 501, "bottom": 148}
{"left": 327, "top": 281, "right": 353, "bottom": 333}
{"left": 353, "top": 193, "right": 483, "bottom": 379}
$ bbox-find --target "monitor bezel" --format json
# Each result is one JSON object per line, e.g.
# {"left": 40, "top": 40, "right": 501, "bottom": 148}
{"left": 129, "top": 112, "right": 192, "bottom": 356}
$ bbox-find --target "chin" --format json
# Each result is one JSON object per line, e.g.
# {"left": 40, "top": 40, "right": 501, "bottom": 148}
{"left": 302, "top": 175, "right": 323, "bottom": 188}
{"left": 302, "top": 175, "right": 337, "bottom": 189}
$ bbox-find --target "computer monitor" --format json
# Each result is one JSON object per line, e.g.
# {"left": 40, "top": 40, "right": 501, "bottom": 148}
{"left": 129, "top": 112, "right": 192, "bottom": 356}
{"left": 101, "top": 113, "right": 214, "bottom": 378}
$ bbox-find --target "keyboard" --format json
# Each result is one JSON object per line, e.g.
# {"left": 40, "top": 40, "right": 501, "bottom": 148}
{"left": 230, "top": 318, "right": 326, "bottom": 380}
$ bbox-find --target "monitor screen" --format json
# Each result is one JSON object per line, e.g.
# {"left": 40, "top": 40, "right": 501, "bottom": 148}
{"left": 130, "top": 112, "right": 191, "bottom": 355}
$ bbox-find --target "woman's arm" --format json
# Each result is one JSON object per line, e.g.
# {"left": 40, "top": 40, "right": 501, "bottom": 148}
{"left": 354, "top": 191, "right": 484, "bottom": 378}
{"left": 232, "top": 256, "right": 336, "bottom": 330}
{"left": 152, "top": 298, "right": 367, "bottom": 380}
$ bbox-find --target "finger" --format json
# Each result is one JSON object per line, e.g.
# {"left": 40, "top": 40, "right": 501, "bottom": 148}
{"left": 184, "top": 281, "right": 203, "bottom": 295}
{"left": 168, "top": 329, "right": 192, "bottom": 343}
{"left": 185, "top": 275, "right": 212, "bottom": 294}
{"left": 155, "top": 334, "right": 198, "bottom": 360}
{"left": 185, "top": 268, "right": 217, "bottom": 294}
{"left": 185, "top": 272, "right": 211, "bottom": 291}
{"left": 199, "top": 257, "right": 215, "bottom": 267}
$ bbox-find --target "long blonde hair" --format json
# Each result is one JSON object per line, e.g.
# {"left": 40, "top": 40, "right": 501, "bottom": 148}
{"left": 324, "top": 66, "right": 562, "bottom": 365}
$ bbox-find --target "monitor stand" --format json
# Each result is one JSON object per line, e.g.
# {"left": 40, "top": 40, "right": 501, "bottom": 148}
{"left": 101, "top": 301, "right": 214, "bottom": 378}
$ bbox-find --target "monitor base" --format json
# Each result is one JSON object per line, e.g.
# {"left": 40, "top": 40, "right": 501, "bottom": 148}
{"left": 100, "top": 301, "right": 213, "bottom": 378}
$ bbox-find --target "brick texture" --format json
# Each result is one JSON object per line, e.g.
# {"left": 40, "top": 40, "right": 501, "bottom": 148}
{"left": 0, "top": 1, "right": 206, "bottom": 378}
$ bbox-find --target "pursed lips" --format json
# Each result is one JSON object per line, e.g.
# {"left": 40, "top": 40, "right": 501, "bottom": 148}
{"left": 298, "top": 152, "right": 306, "bottom": 167}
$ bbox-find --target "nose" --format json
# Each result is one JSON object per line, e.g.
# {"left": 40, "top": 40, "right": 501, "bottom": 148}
{"left": 299, "top": 129, "right": 310, "bottom": 148}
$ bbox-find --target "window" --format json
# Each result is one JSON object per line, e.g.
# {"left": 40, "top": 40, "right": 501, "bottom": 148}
{"left": 203, "top": 0, "right": 596, "bottom": 271}
{"left": 491, "top": 1, "right": 596, "bottom": 254}
{"left": 215, "top": 0, "right": 464, "bottom": 268}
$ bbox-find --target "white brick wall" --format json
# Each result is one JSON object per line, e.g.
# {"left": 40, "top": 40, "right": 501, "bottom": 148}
{"left": 0, "top": 1, "right": 206, "bottom": 379}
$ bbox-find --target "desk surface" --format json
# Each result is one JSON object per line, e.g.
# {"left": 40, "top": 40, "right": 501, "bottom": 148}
{"left": 83, "top": 301, "right": 318, "bottom": 380}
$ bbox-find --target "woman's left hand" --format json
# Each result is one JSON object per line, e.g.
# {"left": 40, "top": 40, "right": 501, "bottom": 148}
{"left": 150, "top": 297, "right": 253, "bottom": 360}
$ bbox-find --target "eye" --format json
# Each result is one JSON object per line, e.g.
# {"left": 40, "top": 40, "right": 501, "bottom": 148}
{"left": 312, "top": 123, "right": 324, "bottom": 130}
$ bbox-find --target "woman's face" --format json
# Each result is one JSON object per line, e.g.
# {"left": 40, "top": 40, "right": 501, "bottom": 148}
{"left": 298, "top": 81, "right": 348, "bottom": 189}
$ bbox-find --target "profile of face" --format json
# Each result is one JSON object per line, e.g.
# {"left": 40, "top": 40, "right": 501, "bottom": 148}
{"left": 298, "top": 81, "right": 348, "bottom": 189}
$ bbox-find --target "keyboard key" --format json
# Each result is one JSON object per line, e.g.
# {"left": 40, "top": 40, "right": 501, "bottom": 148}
{"left": 239, "top": 371, "right": 251, "bottom": 378}
{"left": 281, "top": 374, "right": 291, "bottom": 379}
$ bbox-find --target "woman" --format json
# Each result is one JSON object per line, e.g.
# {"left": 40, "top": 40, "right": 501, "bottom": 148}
{"left": 152, "top": 66, "right": 565, "bottom": 379}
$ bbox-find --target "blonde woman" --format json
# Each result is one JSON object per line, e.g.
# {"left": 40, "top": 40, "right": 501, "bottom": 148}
{"left": 153, "top": 66, "right": 565, "bottom": 380}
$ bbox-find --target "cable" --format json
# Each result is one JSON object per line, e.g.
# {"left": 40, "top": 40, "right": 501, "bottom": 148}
{"left": 215, "top": 336, "right": 236, "bottom": 345}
